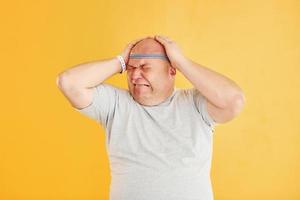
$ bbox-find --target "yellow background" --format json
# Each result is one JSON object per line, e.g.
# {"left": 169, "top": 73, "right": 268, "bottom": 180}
{"left": 1, "top": 0, "right": 299, "bottom": 199}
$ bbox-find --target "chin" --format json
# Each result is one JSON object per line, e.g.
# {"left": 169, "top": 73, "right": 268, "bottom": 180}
{"left": 136, "top": 100, "right": 150, "bottom": 106}
{"left": 130, "top": 93, "right": 151, "bottom": 105}
{"left": 132, "top": 94, "right": 146, "bottom": 102}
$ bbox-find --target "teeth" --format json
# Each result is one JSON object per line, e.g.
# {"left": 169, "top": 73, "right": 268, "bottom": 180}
{"left": 134, "top": 84, "right": 149, "bottom": 87}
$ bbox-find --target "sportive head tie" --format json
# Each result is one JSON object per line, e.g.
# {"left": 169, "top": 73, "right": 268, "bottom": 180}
{"left": 129, "top": 53, "right": 169, "bottom": 61}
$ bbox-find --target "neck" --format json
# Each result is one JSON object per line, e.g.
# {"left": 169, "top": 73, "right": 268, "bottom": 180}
{"left": 139, "top": 88, "right": 175, "bottom": 106}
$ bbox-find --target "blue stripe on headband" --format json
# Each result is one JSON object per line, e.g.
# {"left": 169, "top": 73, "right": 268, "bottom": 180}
{"left": 129, "top": 53, "right": 169, "bottom": 61}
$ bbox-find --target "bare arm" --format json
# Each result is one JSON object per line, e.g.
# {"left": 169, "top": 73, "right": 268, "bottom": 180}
{"left": 56, "top": 57, "right": 121, "bottom": 109}
{"left": 56, "top": 36, "right": 150, "bottom": 109}
{"left": 176, "top": 58, "right": 245, "bottom": 124}
{"left": 154, "top": 35, "right": 245, "bottom": 124}
{"left": 57, "top": 57, "right": 121, "bottom": 89}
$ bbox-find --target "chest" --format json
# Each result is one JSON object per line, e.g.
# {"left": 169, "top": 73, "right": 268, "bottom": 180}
{"left": 107, "top": 104, "right": 212, "bottom": 157}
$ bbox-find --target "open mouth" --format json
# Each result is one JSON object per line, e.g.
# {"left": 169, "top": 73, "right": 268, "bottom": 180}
{"left": 134, "top": 84, "right": 150, "bottom": 87}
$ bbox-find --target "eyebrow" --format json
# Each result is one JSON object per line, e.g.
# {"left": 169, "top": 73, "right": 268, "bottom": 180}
{"left": 127, "top": 63, "right": 148, "bottom": 68}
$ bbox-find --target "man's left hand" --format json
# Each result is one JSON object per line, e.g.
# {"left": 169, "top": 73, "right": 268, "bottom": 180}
{"left": 154, "top": 35, "right": 188, "bottom": 69}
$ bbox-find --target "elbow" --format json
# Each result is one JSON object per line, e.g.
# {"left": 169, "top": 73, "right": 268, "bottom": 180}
{"left": 56, "top": 74, "right": 65, "bottom": 89}
{"left": 56, "top": 74, "right": 63, "bottom": 88}
{"left": 208, "top": 91, "right": 246, "bottom": 124}
{"left": 56, "top": 71, "right": 73, "bottom": 90}
{"left": 231, "top": 91, "right": 246, "bottom": 116}
{"left": 219, "top": 92, "right": 245, "bottom": 123}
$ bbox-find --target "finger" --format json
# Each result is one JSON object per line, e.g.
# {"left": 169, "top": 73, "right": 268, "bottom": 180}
{"left": 161, "top": 35, "right": 172, "bottom": 41}
{"left": 154, "top": 35, "right": 168, "bottom": 45}
{"left": 156, "top": 35, "right": 172, "bottom": 42}
{"left": 155, "top": 35, "right": 169, "bottom": 43}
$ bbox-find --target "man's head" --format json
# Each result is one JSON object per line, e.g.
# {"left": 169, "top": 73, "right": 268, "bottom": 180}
{"left": 126, "top": 38, "right": 176, "bottom": 106}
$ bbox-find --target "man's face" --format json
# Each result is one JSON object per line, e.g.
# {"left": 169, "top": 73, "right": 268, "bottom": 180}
{"left": 126, "top": 38, "right": 176, "bottom": 106}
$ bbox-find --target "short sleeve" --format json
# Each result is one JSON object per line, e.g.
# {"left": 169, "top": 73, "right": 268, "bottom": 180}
{"left": 73, "top": 83, "right": 119, "bottom": 127}
{"left": 191, "top": 88, "right": 218, "bottom": 130}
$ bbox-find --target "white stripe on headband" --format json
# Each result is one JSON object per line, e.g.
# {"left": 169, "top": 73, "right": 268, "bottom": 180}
{"left": 129, "top": 53, "right": 169, "bottom": 61}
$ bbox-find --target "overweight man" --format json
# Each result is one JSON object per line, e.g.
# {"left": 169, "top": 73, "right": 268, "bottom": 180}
{"left": 57, "top": 35, "right": 245, "bottom": 200}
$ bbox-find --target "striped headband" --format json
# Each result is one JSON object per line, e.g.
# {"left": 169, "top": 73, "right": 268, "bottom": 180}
{"left": 129, "top": 53, "right": 170, "bottom": 61}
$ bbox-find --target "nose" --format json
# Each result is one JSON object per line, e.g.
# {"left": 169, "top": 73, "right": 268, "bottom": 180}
{"left": 130, "top": 67, "right": 143, "bottom": 81}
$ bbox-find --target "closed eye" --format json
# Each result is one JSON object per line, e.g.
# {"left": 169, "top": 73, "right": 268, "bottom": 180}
{"left": 127, "top": 64, "right": 151, "bottom": 69}
{"left": 141, "top": 64, "right": 151, "bottom": 69}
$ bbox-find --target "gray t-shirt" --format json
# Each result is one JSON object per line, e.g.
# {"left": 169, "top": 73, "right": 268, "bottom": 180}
{"left": 74, "top": 83, "right": 217, "bottom": 200}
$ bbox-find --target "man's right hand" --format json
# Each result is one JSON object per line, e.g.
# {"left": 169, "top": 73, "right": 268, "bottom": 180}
{"left": 120, "top": 36, "right": 153, "bottom": 65}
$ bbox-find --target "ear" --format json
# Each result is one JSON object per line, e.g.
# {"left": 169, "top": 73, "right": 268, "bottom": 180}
{"left": 169, "top": 66, "right": 176, "bottom": 76}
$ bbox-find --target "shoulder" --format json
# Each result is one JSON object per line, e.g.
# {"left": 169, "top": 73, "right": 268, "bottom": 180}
{"left": 94, "top": 83, "right": 129, "bottom": 96}
{"left": 99, "top": 83, "right": 134, "bottom": 103}
{"left": 174, "top": 87, "right": 199, "bottom": 100}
